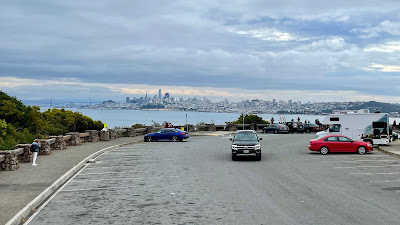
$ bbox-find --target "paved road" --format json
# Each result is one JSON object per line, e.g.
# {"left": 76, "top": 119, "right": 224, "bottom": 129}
{"left": 27, "top": 134, "right": 400, "bottom": 224}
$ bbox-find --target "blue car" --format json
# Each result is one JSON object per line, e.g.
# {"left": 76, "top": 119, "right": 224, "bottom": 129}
{"left": 144, "top": 128, "right": 189, "bottom": 142}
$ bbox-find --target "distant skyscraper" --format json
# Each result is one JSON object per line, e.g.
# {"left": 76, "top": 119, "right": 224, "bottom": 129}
{"left": 153, "top": 95, "right": 158, "bottom": 104}
{"left": 145, "top": 92, "right": 148, "bottom": 103}
{"left": 273, "top": 99, "right": 276, "bottom": 104}
{"left": 126, "top": 97, "right": 130, "bottom": 103}
{"left": 288, "top": 99, "right": 292, "bottom": 105}
{"left": 158, "top": 89, "right": 162, "bottom": 100}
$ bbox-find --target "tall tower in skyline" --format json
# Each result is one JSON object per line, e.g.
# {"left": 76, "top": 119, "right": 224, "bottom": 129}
{"left": 158, "top": 89, "right": 162, "bottom": 101}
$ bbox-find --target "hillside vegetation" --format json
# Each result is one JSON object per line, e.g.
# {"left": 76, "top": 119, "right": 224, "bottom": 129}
{"left": 0, "top": 91, "right": 103, "bottom": 150}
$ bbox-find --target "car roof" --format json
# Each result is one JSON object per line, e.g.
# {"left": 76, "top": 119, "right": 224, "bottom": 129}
{"left": 236, "top": 130, "right": 256, "bottom": 133}
{"left": 322, "top": 135, "right": 349, "bottom": 138}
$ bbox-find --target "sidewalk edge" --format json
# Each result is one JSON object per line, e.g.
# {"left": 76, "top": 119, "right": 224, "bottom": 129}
{"left": 6, "top": 140, "right": 141, "bottom": 225}
{"left": 377, "top": 146, "right": 400, "bottom": 158}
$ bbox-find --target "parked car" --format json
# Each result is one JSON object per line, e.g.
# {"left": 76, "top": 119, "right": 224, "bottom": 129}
{"left": 144, "top": 128, "right": 189, "bottom": 142}
{"left": 263, "top": 124, "right": 289, "bottom": 134}
{"left": 286, "top": 122, "right": 305, "bottom": 133}
{"left": 304, "top": 123, "right": 323, "bottom": 133}
{"left": 308, "top": 135, "right": 373, "bottom": 155}
{"left": 230, "top": 130, "right": 262, "bottom": 160}
{"left": 392, "top": 131, "right": 398, "bottom": 140}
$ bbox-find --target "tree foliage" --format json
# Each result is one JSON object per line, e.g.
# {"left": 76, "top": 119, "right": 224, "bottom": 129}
{"left": 0, "top": 91, "right": 103, "bottom": 149}
{"left": 229, "top": 114, "right": 268, "bottom": 124}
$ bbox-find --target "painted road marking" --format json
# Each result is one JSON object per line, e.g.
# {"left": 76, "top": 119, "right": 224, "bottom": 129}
{"left": 71, "top": 175, "right": 180, "bottom": 183}
{"left": 323, "top": 154, "right": 388, "bottom": 157}
{"left": 370, "top": 180, "right": 400, "bottom": 183}
{"left": 78, "top": 170, "right": 158, "bottom": 176}
{"left": 85, "top": 164, "right": 171, "bottom": 170}
{"left": 322, "top": 160, "right": 398, "bottom": 163}
{"left": 335, "top": 165, "right": 400, "bottom": 169}
{"left": 351, "top": 172, "right": 400, "bottom": 175}
{"left": 61, "top": 185, "right": 158, "bottom": 192}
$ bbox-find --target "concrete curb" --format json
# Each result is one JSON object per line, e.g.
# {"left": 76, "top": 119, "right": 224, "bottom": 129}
{"left": 377, "top": 146, "right": 400, "bottom": 158}
{"left": 6, "top": 140, "right": 142, "bottom": 225}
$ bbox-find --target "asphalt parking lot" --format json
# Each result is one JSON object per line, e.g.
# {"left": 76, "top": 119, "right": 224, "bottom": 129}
{"left": 26, "top": 133, "right": 400, "bottom": 225}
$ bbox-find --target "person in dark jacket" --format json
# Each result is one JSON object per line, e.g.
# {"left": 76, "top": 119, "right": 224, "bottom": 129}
{"left": 31, "top": 139, "right": 40, "bottom": 166}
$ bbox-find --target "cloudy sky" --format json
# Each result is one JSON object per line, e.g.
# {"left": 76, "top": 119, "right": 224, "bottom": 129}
{"left": 1, "top": 0, "right": 400, "bottom": 103}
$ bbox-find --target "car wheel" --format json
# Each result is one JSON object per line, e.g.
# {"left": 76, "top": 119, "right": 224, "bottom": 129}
{"left": 256, "top": 154, "right": 261, "bottom": 161}
{"left": 232, "top": 154, "right": 236, "bottom": 161}
{"left": 307, "top": 129, "right": 310, "bottom": 133}
{"left": 179, "top": 139, "right": 183, "bottom": 142}
{"left": 358, "top": 146, "right": 367, "bottom": 155}
{"left": 274, "top": 130, "right": 277, "bottom": 134}
{"left": 146, "top": 136, "right": 152, "bottom": 142}
{"left": 172, "top": 136, "right": 178, "bottom": 142}
{"left": 320, "top": 146, "right": 329, "bottom": 155}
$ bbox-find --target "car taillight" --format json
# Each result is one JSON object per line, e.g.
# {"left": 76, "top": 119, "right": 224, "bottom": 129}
{"left": 180, "top": 133, "right": 185, "bottom": 135}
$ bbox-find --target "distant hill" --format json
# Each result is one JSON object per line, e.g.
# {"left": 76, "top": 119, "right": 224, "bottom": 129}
{"left": 348, "top": 101, "right": 400, "bottom": 113}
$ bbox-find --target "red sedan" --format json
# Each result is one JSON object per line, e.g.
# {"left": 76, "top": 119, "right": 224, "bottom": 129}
{"left": 309, "top": 135, "right": 373, "bottom": 155}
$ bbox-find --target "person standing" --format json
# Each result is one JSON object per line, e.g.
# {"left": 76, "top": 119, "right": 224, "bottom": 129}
{"left": 30, "top": 139, "right": 40, "bottom": 166}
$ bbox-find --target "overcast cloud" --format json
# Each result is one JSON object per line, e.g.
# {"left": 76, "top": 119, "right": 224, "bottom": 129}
{"left": 1, "top": 0, "right": 400, "bottom": 103}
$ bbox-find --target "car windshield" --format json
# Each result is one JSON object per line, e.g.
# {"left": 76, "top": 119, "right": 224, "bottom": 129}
{"left": 234, "top": 133, "right": 258, "bottom": 141}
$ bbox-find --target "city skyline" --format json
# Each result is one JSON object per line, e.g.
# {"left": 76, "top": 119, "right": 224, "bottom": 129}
{"left": 1, "top": 1, "right": 400, "bottom": 103}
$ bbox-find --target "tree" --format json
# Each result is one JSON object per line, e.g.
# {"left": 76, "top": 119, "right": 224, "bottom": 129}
{"left": 0, "top": 91, "right": 104, "bottom": 149}
{"left": 229, "top": 114, "right": 268, "bottom": 124}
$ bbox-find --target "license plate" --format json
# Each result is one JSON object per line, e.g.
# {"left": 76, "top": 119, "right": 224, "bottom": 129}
{"left": 243, "top": 150, "right": 249, "bottom": 154}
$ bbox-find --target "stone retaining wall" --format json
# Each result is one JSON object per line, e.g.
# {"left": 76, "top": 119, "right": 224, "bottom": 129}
{"left": 86, "top": 130, "right": 100, "bottom": 142}
{"left": 0, "top": 149, "right": 21, "bottom": 171}
{"left": 39, "top": 140, "right": 52, "bottom": 155}
{"left": 15, "top": 145, "right": 32, "bottom": 163}
{"left": 66, "top": 132, "right": 81, "bottom": 146}
{"left": 50, "top": 136, "right": 67, "bottom": 150}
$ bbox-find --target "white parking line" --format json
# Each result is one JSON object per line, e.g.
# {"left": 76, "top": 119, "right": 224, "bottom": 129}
{"left": 323, "top": 155, "right": 389, "bottom": 158}
{"left": 71, "top": 175, "right": 179, "bottom": 183}
{"left": 61, "top": 185, "right": 157, "bottom": 192}
{"left": 350, "top": 172, "right": 375, "bottom": 175}
{"left": 335, "top": 165, "right": 400, "bottom": 169}
{"left": 78, "top": 170, "right": 158, "bottom": 176}
{"left": 351, "top": 172, "right": 400, "bottom": 175}
{"left": 322, "top": 160, "right": 398, "bottom": 163}
{"left": 370, "top": 180, "right": 400, "bottom": 183}
{"left": 85, "top": 164, "right": 162, "bottom": 170}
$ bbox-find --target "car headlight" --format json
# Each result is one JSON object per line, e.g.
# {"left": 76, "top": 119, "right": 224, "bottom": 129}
{"left": 255, "top": 144, "right": 261, "bottom": 149}
{"left": 232, "top": 145, "right": 238, "bottom": 150}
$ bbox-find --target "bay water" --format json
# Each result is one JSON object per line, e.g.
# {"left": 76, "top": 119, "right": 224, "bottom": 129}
{"left": 42, "top": 108, "right": 328, "bottom": 128}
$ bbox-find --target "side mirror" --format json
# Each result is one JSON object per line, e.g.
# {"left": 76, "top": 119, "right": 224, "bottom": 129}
{"left": 259, "top": 138, "right": 263, "bottom": 140}
{"left": 350, "top": 140, "right": 354, "bottom": 143}
{"left": 229, "top": 138, "right": 233, "bottom": 141}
